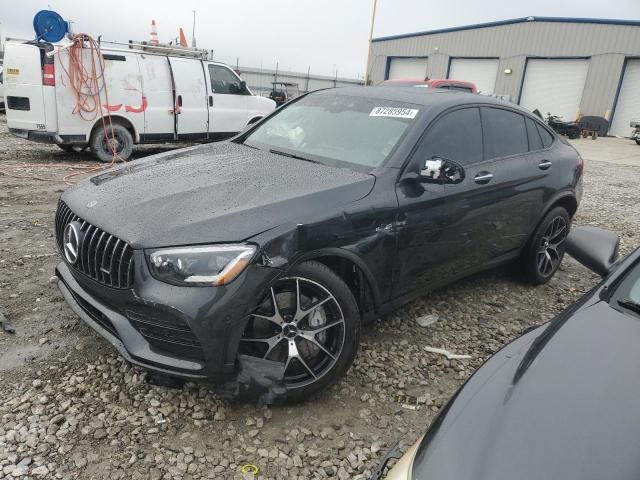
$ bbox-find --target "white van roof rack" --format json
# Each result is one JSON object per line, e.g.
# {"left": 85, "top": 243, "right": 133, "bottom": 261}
{"left": 7, "top": 37, "right": 211, "bottom": 60}
{"left": 105, "top": 40, "right": 209, "bottom": 59}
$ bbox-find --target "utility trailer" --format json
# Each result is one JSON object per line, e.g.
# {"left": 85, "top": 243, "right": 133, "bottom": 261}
{"left": 3, "top": 39, "right": 276, "bottom": 161}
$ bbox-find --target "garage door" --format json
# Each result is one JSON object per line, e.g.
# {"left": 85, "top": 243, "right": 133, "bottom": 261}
{"left": 448, "top": 58, "right": 499, "bottom": 94}
{"left": 387, "top": 57, "right": 428, "bottom": 81}
{"left": 519, "top": 59, "right": 589, "bottom": 122}
{"left": 610, "top": 60, "right": 640, "bottom": 137}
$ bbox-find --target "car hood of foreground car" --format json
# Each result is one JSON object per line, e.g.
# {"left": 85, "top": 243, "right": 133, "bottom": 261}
{"left": 409, "top": 299, "right": 640, "bottom": 480}
{"left": 61, "top": 142, "right": 375, "bottom": 248}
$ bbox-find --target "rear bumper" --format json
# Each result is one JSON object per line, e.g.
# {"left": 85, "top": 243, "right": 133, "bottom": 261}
{"left": 9, "top": 128, "right": 86, "bottom": 145}
{"left": 9, "top": 128, "right": 56, "bottom": 143}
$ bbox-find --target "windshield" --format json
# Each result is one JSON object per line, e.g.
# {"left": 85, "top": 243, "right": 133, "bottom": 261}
{"left": 242, "top": 92, "right": 419, "bottom": 172}
{"left": 611, "top": 259, "right": 640, "bottom": 315}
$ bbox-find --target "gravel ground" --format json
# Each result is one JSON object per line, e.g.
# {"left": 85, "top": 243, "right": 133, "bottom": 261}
{"left": 0, "top": 113, "right": 639, "bottom": 480}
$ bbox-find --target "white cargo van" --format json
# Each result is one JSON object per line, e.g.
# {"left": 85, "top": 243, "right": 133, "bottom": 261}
{"left": 3, "top": 40, "right": 276, "bottom": 161}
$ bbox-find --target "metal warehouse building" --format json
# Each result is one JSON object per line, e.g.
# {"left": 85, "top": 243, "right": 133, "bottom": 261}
{"left": 367, "top": 16, "right": 640, "bottom": 136}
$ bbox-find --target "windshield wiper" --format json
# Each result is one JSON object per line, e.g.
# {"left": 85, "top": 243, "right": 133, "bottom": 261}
{"left": 617, "top": 299, "right": 640, "bottom": 315}
{"left": 269, "top": 149, "right": 319, "bottom": 164}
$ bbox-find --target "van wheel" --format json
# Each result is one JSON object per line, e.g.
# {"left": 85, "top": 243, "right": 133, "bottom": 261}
{"left": 239, "top": 261, "right": 360, "bottom": 403}
{"left": 90, "top": 123, "right": 133, "bottom": 163}
{"left": 518, "top": 207, "right": 570, "bottom": 285}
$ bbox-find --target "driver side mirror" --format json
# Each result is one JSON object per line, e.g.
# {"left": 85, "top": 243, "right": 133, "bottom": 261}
{"left": 420, "top": 157, "right": 465, "bottom": 184}
{"left": 566, "top": 226, "right": 620, "bottom": 276}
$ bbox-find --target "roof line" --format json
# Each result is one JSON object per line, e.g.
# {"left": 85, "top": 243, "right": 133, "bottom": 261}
{"left": 371, "top": 16, "right": 640, "bottom": 43}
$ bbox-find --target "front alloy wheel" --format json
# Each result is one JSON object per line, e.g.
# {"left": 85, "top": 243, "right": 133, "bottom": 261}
{"left": 239, "top": 262, "right": 360, "bottom": 400}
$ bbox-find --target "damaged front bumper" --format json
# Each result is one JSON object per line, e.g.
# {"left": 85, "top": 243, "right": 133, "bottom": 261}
{"left": 56, "top": 257, "right": 284, "bottom": 396}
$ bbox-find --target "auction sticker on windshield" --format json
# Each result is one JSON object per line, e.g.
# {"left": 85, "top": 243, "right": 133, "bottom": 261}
{"left": 370, "top": 107, "right": 419, "bottom": 119}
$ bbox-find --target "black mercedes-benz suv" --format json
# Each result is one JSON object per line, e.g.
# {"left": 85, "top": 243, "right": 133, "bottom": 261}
{"left": 55, "top": 87, "right": 583, "bottom": 401}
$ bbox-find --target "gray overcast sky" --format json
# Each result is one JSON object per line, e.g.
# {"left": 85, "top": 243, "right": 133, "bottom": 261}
{"left": 2, "top": 0, "right": 640, "bottom": 78}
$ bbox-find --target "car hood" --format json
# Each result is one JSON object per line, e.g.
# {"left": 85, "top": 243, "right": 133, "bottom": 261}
{"left": 61, "top": 142, "right": 374, "bottom": 248}
{"left": 412, "top": 300, "right": 640, "bottom": 480}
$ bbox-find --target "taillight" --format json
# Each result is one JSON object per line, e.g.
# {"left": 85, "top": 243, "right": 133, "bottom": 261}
{"left": 42, "top": 63, "right": 55, "bottom": 86}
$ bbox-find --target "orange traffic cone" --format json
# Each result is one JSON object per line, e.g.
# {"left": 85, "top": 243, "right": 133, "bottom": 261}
{"left": 149, "top": 20, "right": 159, "bottom": 45}
{"left": 179, "top": 28, "right": 188, "bottom": 47}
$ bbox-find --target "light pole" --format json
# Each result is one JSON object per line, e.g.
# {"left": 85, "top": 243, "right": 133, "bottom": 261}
{"left": 191, "top": 10, "right": 196, "bottom": 48}
{"left": 364, "top": 0, "right": 378, "bottom": 85}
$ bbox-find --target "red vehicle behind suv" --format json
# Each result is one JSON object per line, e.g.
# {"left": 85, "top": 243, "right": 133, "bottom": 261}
{"left": 383, "top": 78, "right": 479, "bottom": 93}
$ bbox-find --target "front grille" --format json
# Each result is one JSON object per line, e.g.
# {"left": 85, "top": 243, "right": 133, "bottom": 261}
{"left": 126, "top": 310, "right": 205, "bottom": 362}
{"left": 55, "top": 200, "right": 134, "bottom": 289}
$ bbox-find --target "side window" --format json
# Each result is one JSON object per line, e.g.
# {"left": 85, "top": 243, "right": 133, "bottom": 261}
{"left": 208, "top": 64, "right": 243, "bottom": 95}
{"left": 536, "top": 123, "right": 554, "bottom": 148}
{"left": 525, "top": 117, "right": 543, "bottom": 151}
{"left": 415, "top": 108, "right": 483, "bottom": 166}
{"left": 484, "top": 108, "right": 528, "bottom": 158}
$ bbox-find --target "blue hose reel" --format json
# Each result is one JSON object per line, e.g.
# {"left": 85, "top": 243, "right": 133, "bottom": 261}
{"left": 33, "top": 10, "right": 69, "bottom": 43}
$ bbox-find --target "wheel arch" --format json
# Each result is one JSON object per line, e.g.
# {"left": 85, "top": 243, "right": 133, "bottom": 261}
{"left": 526, "top": 191, "right": 578, "bottom": 244}
{"left": 89, "top": 115, "right": 139, "bottom": 143}
{"left": 544, "top": 192, "right": 578, "bottom": 219}
{"left": 293, "top": 248, "right": 382, "bottom": 321}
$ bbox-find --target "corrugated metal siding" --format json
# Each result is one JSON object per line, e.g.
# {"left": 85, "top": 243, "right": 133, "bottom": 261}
{"left": 369, "top": 21, "right": 640, "bottom": 117}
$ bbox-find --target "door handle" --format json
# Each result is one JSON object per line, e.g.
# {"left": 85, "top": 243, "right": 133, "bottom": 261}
{"left": 209, "top": 95, "right": 213, "bottom": 107}
{"left": 538, "top": 160, "right": 553, "bottom": 170}
{"left": 177, "top": 95, "right": 183, "bottom": 107}
{"left": 474, "top": 172, "right": 493, "bottom": 184}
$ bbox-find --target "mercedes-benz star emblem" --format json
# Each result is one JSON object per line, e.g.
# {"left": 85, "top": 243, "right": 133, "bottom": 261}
{"left": 63, "top": 221, "right": 83, "bottom": 265}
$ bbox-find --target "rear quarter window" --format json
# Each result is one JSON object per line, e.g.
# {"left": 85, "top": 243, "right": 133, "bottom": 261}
{"left": 536, "top": 123, "right": 554, "bottom": 148}
{"left": 525, "top": 118, "right": 544, "bottom": 151}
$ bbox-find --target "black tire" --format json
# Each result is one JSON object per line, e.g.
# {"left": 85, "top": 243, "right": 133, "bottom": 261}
{"left": 239, "top": 261, "right": 360, "bottom": 403}
{"left": 518, "top": 207, "right": 570, "bottom": 285}
{"left": 635, "top": 139, "right": 640, "bottom": 146}
{"left": 90, "top": 123, "right": 133, "bottom": 163}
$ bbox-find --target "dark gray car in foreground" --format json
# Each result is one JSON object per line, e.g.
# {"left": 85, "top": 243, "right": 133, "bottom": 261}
{"left": 54, "top": 87, "right": 583, "bottom": 401}
{"left": 381, "top": 226, "right": 640, "bottom": 480}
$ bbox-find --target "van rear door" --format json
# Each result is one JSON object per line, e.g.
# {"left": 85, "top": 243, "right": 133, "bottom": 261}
{"left": 168, "top": 57, "right": 208, "bottom": 139}
{"left": 4, "top": 42, "right": 57, "bottom": 135}
{"left": 138, "top": 54, "right": 175, "bottom": 141}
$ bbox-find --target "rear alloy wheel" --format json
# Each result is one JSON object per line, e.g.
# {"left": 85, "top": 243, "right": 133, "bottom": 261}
{"left": 239, "top": 261, "right": 360, "bottom": 402}
{"left": 519, "top": 207, "right": 570, "bottom": 285}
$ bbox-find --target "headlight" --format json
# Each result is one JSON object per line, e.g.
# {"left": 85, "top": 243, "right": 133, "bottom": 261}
{"left": 147, "top": 244, "right": 256, "bottom": 286}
